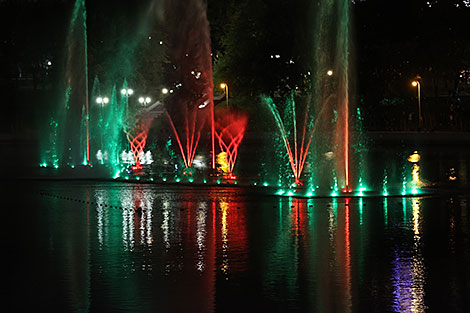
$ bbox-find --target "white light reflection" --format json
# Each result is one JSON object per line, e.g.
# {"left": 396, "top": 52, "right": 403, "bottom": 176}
{"left": 161, "top": 200, "right": 171, "bottom": 250}
{"left": 95, "top": 192, "right": 105, "bottom": 248}
{"left": 144, "top": 194, "right": 154, "bottom": 246}
{"left": 392, "top": 198, "right": 427, "bottom": 313}
{"left": 328, "top": 199, "right": 338, "bottom": 245}
{"left": 120, "top": 190, "right": 134, "bottom": 251}
{"left": 196, "top": 202, "right": 207, "bottom": 272}
{"left": 412, "top": 198, "right": 421, "bottom": 237}
{"left": 94, "top": 190, "right": 111, "bottom": 249}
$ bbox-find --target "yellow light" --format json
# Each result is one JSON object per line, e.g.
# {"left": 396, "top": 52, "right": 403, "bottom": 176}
{"left": 407, "top": 151, "right": 421, "bottom": 163}
{"left": 412, "top": 164, "right": 420, "bottom": 184}
{"left": 412, "top": 81, "right": 418, "bottom": 87}
{"left": 217, "top": 152, "right": 229, "bottom": 174}
{"left": 327, "top": 70, "right": 333, "bottom": 76}
{"left": 220, "top": 83, "right": 226, "bottom": 89}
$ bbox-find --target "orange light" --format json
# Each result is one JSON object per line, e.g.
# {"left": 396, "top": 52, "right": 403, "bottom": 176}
{"left": 407, "top": 151, "right": 421, "bottom": 163}
{"left": 412, "top": 81, "right": 418, "bottom": 87}
{"left": 220, "top": 83, "right": 227, "bottom": 89}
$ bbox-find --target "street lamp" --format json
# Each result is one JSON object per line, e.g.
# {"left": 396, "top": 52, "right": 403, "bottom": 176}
{"left": 138, "top": 96, "right": 151, "bottom": 105}
{"left": 411, "top": 80, "right": 422, "bottom": 130}
{"left": 121, "top": 88, "right": 134, "bottom": 96}
{"left": 96, "top": 96, "right": 109, "bottom": 105}
{"left": 95, "top": 96, "right": 109, "bottom": 155}
{"left": 327, "top": 70, "right": 333, "bottom": 76}
{"left": 162, "top": 88, "right": 169, "bottom": 94}
{"left": 220, "top": 82, "right": 228, "bottom": 108}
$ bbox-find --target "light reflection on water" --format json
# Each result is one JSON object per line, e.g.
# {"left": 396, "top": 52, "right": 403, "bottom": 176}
{"left": 392, "top": 198, "right": 426, "bottom": 313}
{"left": 16, "top": 182, "right": 470, "bottom": 312}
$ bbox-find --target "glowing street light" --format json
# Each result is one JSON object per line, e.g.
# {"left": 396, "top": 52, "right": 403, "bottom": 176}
{"left": 95, "top": 96, "right": 109, "bottom": 152}
{"left": 411, "top": 80, "right": 422, "bottom": 129}
{"left": 327, "top": 70, "right": 334, "bottom": 76}
{"left": 220, "top": 82, "right": 228, "bottom": 108}
{"left": 96, "top": 97, "right": 109, "bottom": 105}
{"left": 162, "top": 88, "right": 169, "bottom": 94}
{"left": 121, "top": 88, "right": 134, "bottom": 96}
{"left": 138, "top": 96, "right": 152, "bottom": 105}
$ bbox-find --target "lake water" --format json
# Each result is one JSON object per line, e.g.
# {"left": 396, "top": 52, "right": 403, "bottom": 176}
{"left": 4, "top": 180, "right": 470, "bottom": 312}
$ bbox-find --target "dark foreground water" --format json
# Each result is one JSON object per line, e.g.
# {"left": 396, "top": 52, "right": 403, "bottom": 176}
{"left": 4, "top": 180, "right": 470, "bottom": 313}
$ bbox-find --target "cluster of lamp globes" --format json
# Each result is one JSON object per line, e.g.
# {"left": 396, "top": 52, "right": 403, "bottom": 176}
{"left": 96, "top": 88, "right": 153, "bottom": 106}
{"left": 120, "top": 88, "right": 152, "bottom": 105}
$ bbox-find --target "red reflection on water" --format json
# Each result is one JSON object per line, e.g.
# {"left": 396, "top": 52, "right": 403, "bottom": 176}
{"left": 290, "top": 198, "right": 308, "bottom": 237}
{"left": 344, "top": 198, "right": 352, "bottom": 309}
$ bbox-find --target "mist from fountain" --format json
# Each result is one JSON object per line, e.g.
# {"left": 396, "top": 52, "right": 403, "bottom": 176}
{"left": 41, "top": 0, "right": 88, "bottom": 168}
{"left": 263, "top": 0, "right": 360, "bottom": 194}
{"left": 163, "top": 0, "right": 215, "bottom": 173}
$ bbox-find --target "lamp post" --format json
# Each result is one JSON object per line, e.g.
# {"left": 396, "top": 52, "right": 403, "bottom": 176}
{"left": 412, "top": 80, "right": 422, "bottom": 130}
{"left": 96, "top": 96, "right": 109, "bottom": 107}
{"left": 120, "top": 88, "right": 133, "bottom": 123}
{"left": 95, "top": 96, "right": 109, "bottom": 155}
{"left": 121, "top": 88, "right": 134, "bottom": 96}
{"left": 220, "top": 83, "right": 229, "bottom": 108}
{"left": 138, "top": 96, "right": 152, "bottom": 106}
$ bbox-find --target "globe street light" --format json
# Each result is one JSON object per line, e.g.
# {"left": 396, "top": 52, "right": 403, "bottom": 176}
{"left": 411, "top": 80, "right": 422, "bottom": 130}
{"left": 162, "top": 88, "right": 169, "bottom": 94}
{"left": 138, "top": 96, "right": 152, "bottom": 105}
{"left": 121, "top": 88, "right": 134, "bottom": 96}
{"left": 327, "top": 70, "right": 333, "bottom": 76}
{"left": 96, "top": 96, "right": 109, "bottom": 105}
{"left": 220, "top": 82, "right": 228, "bottom": 108}
{"left": 95, "top": 96, "right": 109, "bottom": 154}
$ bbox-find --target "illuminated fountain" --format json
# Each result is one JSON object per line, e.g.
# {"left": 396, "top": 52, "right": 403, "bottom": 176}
{"left": 40, "top": 0, "right": 89, "bottom": 168}
{"left": 163, "top": 0, "right": 215, "bottom": 177}
{"left": 37, "top": 0, "right": 428, "bottom": 197}
{"left": 214, "top": 108, "right": 248, "bottom": 179}
{"left": 264, "top": 93, "right": 315, "bottom": 188}
{"left": 265, "top": 0, "right": 358, "bottom": 196}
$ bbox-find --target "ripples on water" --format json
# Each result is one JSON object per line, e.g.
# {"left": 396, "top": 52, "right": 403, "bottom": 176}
{"left": 6, "top": 182, "right": 470, "bottom": 313}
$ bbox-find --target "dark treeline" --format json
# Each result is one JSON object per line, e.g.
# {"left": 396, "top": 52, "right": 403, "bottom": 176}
{"left": 1, "top": 0, "right": 469, "bottom": 133}
{"left": 207, "top": 0, "right": 470, "bottom": 130}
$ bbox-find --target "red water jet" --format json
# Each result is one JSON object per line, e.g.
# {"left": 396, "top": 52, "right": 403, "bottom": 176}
{"left": 214, "top": 109, "right": 248, "bottom": 177}
{"left": 166, "top": 105, "right": 209, "bottom": 169}
{"left": 126, "top": 117, "right": 152, "bottom": 171}
{"left": 280, "top": 108, "right": 313, "bottom": 187}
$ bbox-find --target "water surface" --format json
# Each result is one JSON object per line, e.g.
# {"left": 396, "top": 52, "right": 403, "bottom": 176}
{"left": 5, "top": 181, "right": 470, "bottom": 313}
